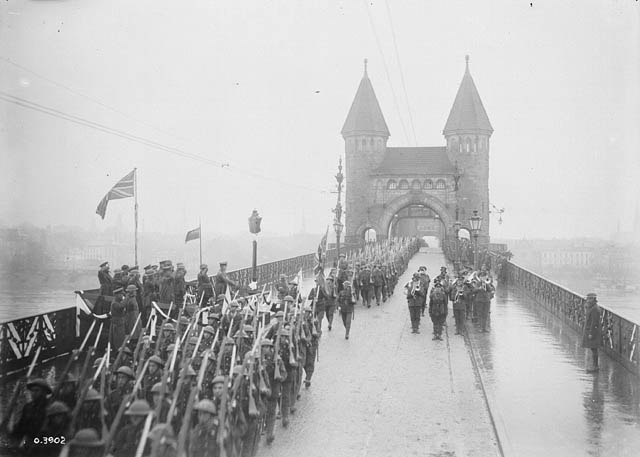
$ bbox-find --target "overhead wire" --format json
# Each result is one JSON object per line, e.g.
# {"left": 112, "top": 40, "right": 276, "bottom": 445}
{"left": 383, "top": 0, "right": 418, "bottom": 146}
{"left": 362, "top": 0, "right": 410, "bottom": 145}
{"left": 0, "top": 91, "right": 331, "bottom": 195}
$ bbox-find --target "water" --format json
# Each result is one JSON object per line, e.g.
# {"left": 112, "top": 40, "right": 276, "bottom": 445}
{"left": 0, "top": 290, "right": 75, "bottom": 323}
{"left": 469, "top": 285, "right": 640, "bottom": 456}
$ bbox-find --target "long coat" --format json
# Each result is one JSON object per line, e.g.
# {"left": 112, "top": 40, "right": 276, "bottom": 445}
{"left": 582, "top": 303, "right": 602, "bottom": 349}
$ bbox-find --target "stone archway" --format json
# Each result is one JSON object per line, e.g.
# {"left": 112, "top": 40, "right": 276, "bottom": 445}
{"left": 379, "top": 193, "right": 453, "bottom": 240}
{"left": 354, "top": 221, "right": 384, "bottom": 242}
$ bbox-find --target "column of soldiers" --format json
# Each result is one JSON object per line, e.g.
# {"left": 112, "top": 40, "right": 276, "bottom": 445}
{"left": 404, "top": 263, "right": 496, "bottom": 338}
{"left": 2, "top": 239, "right": 419, "bottom": 457}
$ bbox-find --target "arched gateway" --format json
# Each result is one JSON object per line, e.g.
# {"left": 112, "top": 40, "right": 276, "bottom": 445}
{"left": 341, "top": 56, "right": 493, "bottom": 246}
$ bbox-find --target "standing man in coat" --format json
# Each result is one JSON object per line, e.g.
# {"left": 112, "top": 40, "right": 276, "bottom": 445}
{"left": 98, "top": 261, "right": 113, "bottom": 296}
{"left": 582, "top": 293, "right": 602, "bottom": 373}
{"left": 405, "top": 273, "right": 425, "bottom": 334}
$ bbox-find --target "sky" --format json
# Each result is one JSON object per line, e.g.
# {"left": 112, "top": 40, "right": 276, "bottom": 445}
{"left": 1, "top": 0, "right": 638, "bottom": 242}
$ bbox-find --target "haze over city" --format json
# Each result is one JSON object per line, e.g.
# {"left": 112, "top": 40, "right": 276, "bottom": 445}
{"left": 1, "top": 0, "right": 638, "bottom": 241}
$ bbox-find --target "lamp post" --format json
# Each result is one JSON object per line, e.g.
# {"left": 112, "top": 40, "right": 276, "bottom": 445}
{"left": 333, "top": 158, "right": 344, "bottom": 260}
{"left": 453, "top": 220, "right": 462, "bottom": 273}
{"left": 248, "top": 210, "right": 262, "bottom": 288}
{"left": 469, "top": 210, "right": 482, "bottom": 270}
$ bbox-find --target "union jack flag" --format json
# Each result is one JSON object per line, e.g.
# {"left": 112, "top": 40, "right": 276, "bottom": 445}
{"left": 96, "top": 169, "right": 136, "bottom": 219}
{"left": 314, "top": 226, "right": 328, "bottom": 275}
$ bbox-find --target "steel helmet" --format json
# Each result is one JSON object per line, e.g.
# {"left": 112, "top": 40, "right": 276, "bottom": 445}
{"left": 125, "top": 399, "right": 151, "bottom": 416}
{"left": 116, "top": 366, "right": 135, "bottom": 379}
{"left": 194, "top": 399, "right": 217, "bottom": 415}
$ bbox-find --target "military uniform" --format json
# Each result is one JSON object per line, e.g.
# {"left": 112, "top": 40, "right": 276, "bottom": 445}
{"left": 405, "top": 275, "right": 425, "bottom": 333}
{"left": 110, "top": 289, "right": 126, "bottom": 351}
{"left": 371, "top": 266, "right": 386, "bottom": 306}
{"left": 358, "top": 267, "right": 373, "bottom": 307}
{"left": 428, "top": 283, "right": 448, "bottom": 340}
{"left": 337, "top": 283, "right": 355, "bottom": 339}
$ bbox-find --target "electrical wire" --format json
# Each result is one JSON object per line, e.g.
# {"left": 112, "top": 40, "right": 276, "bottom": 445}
{"left": 0, "top": 91, "right": 330, "bottom": 195}
{"left": 383, "top": 0, "right": 418, "bottom": 146}
{"left": 362, "top": 0, "right": 410, "bottom": 145}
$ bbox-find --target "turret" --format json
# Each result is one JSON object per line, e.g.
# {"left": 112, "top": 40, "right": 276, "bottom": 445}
{"left": 443, "top": 55, "right": 493, "bottom": 242}
{"left": 342, "top": 59, "right": 389, "bottom": 243}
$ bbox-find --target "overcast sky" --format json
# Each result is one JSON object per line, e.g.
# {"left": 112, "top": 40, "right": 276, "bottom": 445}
{"left": 1, "top": 0, "right": 638, "bottom": 241}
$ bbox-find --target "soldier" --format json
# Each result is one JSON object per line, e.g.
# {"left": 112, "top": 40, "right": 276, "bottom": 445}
{"left": 371, "top": 264, "right": 386, "bottom": 306}
{"left": 173, "top": 264, "right": 187, "bottom": 308}
{"left": 149, "top": 383, "right": 172, "bottom": 422}
{"left": 67, "top": 428, "right": 105, "bottom": 457}
{"left": 189, "top": 399, "right": 220, "bottom": 457}
{"left": 352, "top": 263, "right": 361, "bottom": 303}
{"left": 158, "top": 262, "right": 175, "bottom": 310}
{"left": 214, "top": 261, "right": 238, "bottom": 297}
{"left": 324, "top": 277, "right": 337, "bottom": 331}
{"left": 38, "top": 401, "right": 71, "bottom": 457}
{"left": 359, "top": 265, "right": 373, "bottom": 308}
{"left": 76, "top": 388, "right": 104, "bottom": 437}
{"left": 582, "top": 292, "right": 602, "bottom": 373}
{"left": 109, "top": 287, "right": 126, "bottom": 350}
{"left": 148, "top": 424, "right": 177, "bottom": 457}
{"left": 106, "top": 366, "right": 134, "bottom": 425}
{"left": 98, "top": 261, "right": 113, "bottom": 296}
{"left": 127, "top": 267, "right": 143, "bottom": 314}
{"left": 159, "top": 323, "right": 176, "bottom": 360}
{"left": 261, "top": 338, "right": 285, "bottom": 445}
{"left": 10, "top": 378, "right": 51, "bottom": 449}
{"left": 428, "top": 279, "right": 448, "bottom": 340}
{"left": 302, "top": 305, "right": 319, "bottom": 388}
{"left": 405, "top": 273, "right": 425, "bottom": 334}
{"left": 123, "top": 285, "right": 139, "bottom": 336}
{"left": 418, "top": 267, "right": 431, "bottom": 316}
{"left": 197, "top": 264, "right": 214, "bottom": 306}
{"left": 142, "top": 355, "right": 164, "bottom": 404}
{"left": 474, "top": 278, "right": 494, "bottom": 332}
{"left": 337, "top": 280, "right": 356, "bottom": 340}
{"left": 275, "top": 274, "right": 289, "bottom": 301}
{"left": 307, "top": 280, "right": 327, "bottom": 330}
{"left": 221, "top": 301, "right": 242, "bottom": 337}
{"left": 55, "top": 373, "right": 78, "bottom": 410}
{"left": 142, "top": 267, "right": 157, "bottom": 324}
{"left": 336, "top": 254, "right": 349, "bottom": 292}
{"left": 381, "top": 265, "right": 390, "bottom": 301}
{"left": 111, "top": 399, "right": 151, "bottom": 457}
{"left": 201, "top": 325, "right": 217, "bottom": 348}
{"left": 451, "top": 279, "right": 470, "bottom": 335}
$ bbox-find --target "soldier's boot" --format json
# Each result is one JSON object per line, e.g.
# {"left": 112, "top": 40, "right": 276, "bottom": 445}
{"left": 281, "top": 382, "right": 291, "bottom": 427}
{"left": 327, "top": 314, "right": 333, "bottom": 331}
{"left": 265, "top": 400, "right": 277, "bottom": 443}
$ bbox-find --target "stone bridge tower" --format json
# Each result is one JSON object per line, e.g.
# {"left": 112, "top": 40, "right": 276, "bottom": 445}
{"left": 341, "top": 56, "right": 492, "bottom": 245}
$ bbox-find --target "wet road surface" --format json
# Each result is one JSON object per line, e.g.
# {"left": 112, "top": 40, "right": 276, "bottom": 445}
{"left": 261, "top": 249, "right": 499, "bottom": 457}
{"left": 468, "top": 283, "right": 640, "bottom": 457}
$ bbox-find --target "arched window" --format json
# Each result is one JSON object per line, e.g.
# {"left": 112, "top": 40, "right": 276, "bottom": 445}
{"left": 398, "top": 179, "right": 409, "bottom": 190}
{"left": 369, "top": 138, "right": 374, "bottom": 147}
{"left": 435, "top": 179, "right": 446, "bottom": 190}
{"left": 387, "top": 180, "right": 397, "bottom": 190}
{"left": 411, "top": 179, "right": 421, "bottom": 190}
{"left": 424, "top": 179, "right": 433, "bottom": 189}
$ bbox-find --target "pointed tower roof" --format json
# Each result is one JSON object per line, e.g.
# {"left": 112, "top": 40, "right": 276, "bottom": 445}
{"left": 341, "top": 59, "right": 390, "bottom": 138}
{"left": 443, "top": 55, "right": 493, "bottom": 136}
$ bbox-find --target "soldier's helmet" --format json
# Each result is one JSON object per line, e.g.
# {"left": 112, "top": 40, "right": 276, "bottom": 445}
{"left": 232, "top": 365, "right": 243, "bottom": 376}
{"left": 260, "top": 339, "right": 274, "bottom": 347}
{"left": 116, "top": 366, "right": 135, "bottom": 379}
{"left": 284, "top": 295, "right": 294, "bottom": 302}
{"left": 203, "top": 325, "right": 216, "bottom": 335}
{"left": 148, "top": 355, "right": 164, "bottom": 367}
{"left": 243, "top": 324, "right": 254, "bottom": 333}
{"left": 303, "top": 304, "right": 313, "bottom": 313}
{"left": 84, "top": 388, "right": 101, "bottom": 402}
{"left": 162, "top": 323, "right": 176, "bottom": 332}
{"left": 92, "top": 357, "right": 103, "bottom": 368}
{"left": 149, "top": 423, "right": 175, "bottom": 441}
{"left": 151, "top": 382, "right": 164, "bottom": 394}
{"left": 229, "top": 301, "right": 240, "bottom": 309}
{"left": 47, "top": 401, "right": 70, "bottom": 416}
{"left": 125, "top": 399, "right": 151, "bottom": 416}
{"left": 180, "top": 365, "right": 197, "bottom": 377}
{"left": 212, "top": 375, "right": 225, "bottom": 385}
{"left": 69, "top": 429, "right": 104, "bottom": 448}
{"left": 188, "top": 336, "right": 199, "bottom": 345}
{"left": 194, "top": 399, "right": 217, "bottom": 415}
{"left": 167, "top": 343, "right": 181, "bottom": 354}
{"left": 26, "top": 378, "right": 52, "bottom": 394}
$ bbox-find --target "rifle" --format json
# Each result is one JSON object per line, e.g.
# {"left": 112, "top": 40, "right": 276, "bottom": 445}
{"left": 99, "top": 345, "right": 109, "bottom": 439}
{"left": 110, "top": 313, "right": 141, "bottom": 377}
{"left": 134, "top": 412, "right": 154, "bottom": 457}
{"left": 51, "top": 318, "right": 98, "bottom": 398}
{"left": 273, "top": 318, "right": 283, "bottom": 382}
{"left": 216, "top": 371, "right": 230, "bottom": 457}
{"left": 176, "top": 349, "right": 210, "bottom": 457}
{"left": 103, "top": 358, "right": 150, "bottom": 454}
{"left": 0, "top": 345, "right": 42, "bottom": 433}
{"left": 68, "top": 331, "right": 101, "bottom": 434}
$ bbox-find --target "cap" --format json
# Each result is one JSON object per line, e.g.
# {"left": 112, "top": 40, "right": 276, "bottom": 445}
{"left": 343, "top": 280, "right": 351, "bottom": 287}
{"left": 100, "top": 261, "right": 109, "bottom": 268}
{"left": 194, "top": 399, "right": 217, "bottom": 414}
{"left": 126, "top": 285, "right": 137, "bottom": 292}
{"left": 200, "top": 264, "right": 208, "bottom": 270}
{"left": 121, "top": 265, "right": 130, "bottom": 271}
{"left": 125, "top": 399, "right": 151, "bottom": 416}
{"left": 586, "top": 292, "right": 597, "bottom": 299}
{"left": 26, "top": 378, "right": 52, "bottom": 393}
{"left": 47, "top": 401, "right": 70, "bottom": 416}
{"left": 69, "top": 429, "right": 104, "bottom": 448}
{"left": 219, "top": 261, "right": 228, "bottom": 266}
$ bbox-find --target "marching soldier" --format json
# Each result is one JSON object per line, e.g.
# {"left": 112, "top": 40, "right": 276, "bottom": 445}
{"left": 142, "top": 355, "right": 164, "bottom": 404}
{"left": 352, "top": 263, "right": 361, "bottom": 303}
{"left": 106, "top": 366, "right": 134, "bottom": 425}
{"left": 307, "top": 280, "right": 328, "bottom": 330}
{"left": 76, "top": 388, "right": 104, "bottom": 437}
{"left": 337, "top": 280, "right": 355, "bottom": 339}
{"left": 262, "top": 338, "right": 285, "bottom": 445}
{"left": 9, "top": 378, "right": 51, "bottom": 450}
{"left": 302, "top": 305, "right": 319, "bottom": 388}
{"left": 418, "top": 267, "right": 431, "bottom": 316}
{"left": 275, "top": 274, "right": 289, "bottom": 301}
{"left": 428, "top": 279, "right": 448, "bottom": 340}
{"left": 372, "top": 264, "right": 385, "bottom": 306}
{"left": 451, "top": 278, "right": 470, "bottom": 335}
{"left": 111, "top": 399, "right": 151, "bottom": 457}
{"left": 359, "top": 265, "right": 373, "bottom": 308}
{"left": 405, "top": 273, "right": 425, "bottom": 334}
{"left": 66, "top": 428, "right": 105, "bottom": 457}
{"left": 324, "top": 277, "right": 337, "bottom": 331}
{"left": 189, "top": 399, "right": 220, "bottom": 457}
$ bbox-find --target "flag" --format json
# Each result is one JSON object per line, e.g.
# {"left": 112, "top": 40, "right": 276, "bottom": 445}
{"left": 96, "top": 169, "right": 135, "bottom": 219}
{"left": 185, "top": 226, "right": 201, "bottom": 243}
{"left": 314, "top": 226, "right": 329, "bottom": 275}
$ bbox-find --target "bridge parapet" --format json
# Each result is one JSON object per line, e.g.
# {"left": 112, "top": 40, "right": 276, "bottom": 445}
{"left": 502, "top": 260, "right": 639, "bottom": 376}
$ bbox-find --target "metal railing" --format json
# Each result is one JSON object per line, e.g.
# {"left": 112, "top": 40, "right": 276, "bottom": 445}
{"left": 503, "top": 260, "right": 639, "bottom": 376}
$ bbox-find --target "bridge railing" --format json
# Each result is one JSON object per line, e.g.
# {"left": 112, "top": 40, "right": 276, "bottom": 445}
{"left": 502, "top": 260, "right": 639, "bottom": 376}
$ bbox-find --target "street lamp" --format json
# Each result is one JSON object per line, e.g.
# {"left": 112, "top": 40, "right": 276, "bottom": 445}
{"left": 453, "top": 220, "right": 462, "bottom": 272}
{"left": 248, "top": 209, "right": 262, "bottom": 288}
{"left": 469, "top": 210, "right": 482, "bottom": 270}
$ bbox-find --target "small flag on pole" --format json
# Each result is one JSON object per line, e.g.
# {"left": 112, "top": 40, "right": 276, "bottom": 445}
{"left": 314, "top": 226, "right": 329, "bottom": 275}
{"left": 96, "top": 169, "right": 136, "bottom": 219}
{"left": 185, "top": 226, "right": 201, "bottom": 243}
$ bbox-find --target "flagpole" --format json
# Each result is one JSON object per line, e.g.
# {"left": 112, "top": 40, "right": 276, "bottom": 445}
{"left": 199, "top": 218, "right": 202, "bottom": 267}
{"left": 134, "top": 167, "right": 138, "bottom": 266}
